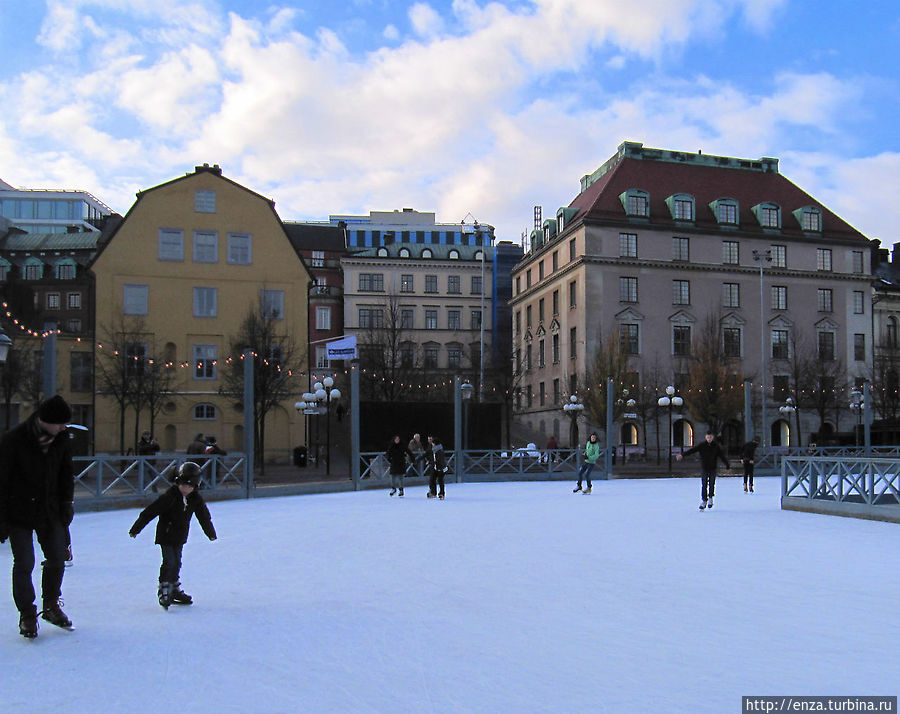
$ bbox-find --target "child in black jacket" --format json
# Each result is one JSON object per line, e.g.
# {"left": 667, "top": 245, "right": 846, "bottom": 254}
{"left": 129, "top": 462, "right": 217, "bottom": 608}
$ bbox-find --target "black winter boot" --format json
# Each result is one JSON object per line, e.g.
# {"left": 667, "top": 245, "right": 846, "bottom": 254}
{"left": 40, "top": 600, "right": 72, "bottom": 629}
{"left": 19, "top": 607, "right": 38, "bottom": 638}
{"left": 158, "top": 581, "right": 173, "bottom": 609}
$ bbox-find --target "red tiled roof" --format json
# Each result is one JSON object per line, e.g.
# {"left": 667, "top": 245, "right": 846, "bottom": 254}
{"left": 569, "top": 155, "right": 868, "bottom": 242}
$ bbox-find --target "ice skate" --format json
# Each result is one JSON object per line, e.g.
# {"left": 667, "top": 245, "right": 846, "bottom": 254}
{"left": 40, "top": 600, "right": 72, "bottom": 629}
{"left": 707, "top": 497, "right": 714, "bottom": 509}
{"left": 427, "top": 491, "right": 436, "bottom": 499}
{"left": 582, "top": 487, "right": 592, "bottom": 495}
{"left": 389, "top": 488, "right": 396, "bottom": 496}
{"left": 743, "top": 484, "right": 749, "bottom": 493}
{"left": 19, "top": 608, "right": 38, "bottom": 639}
{"left": 699, "top": 500, "right": 707, "bottom": 510}
{"left": 749, "top": 486, "right": 754, "bottom": 493}
{"left": 438, "top": 491, "right": 445, "bottom": 500}
{"left": 158, "top": 581, "right": 173, "bottom": 609}
{"left": 398, "top": 488, "right": 404, "bottom": 497}
{"left": 171, "top": 585, "right": 193, "bottom": 606}
{"left": 573, "top": 485, "right": 582, "bottom": 493}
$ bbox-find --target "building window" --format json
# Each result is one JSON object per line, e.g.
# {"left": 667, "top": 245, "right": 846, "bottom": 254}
{"left": 448, "top": 346, "right": 462, "bottom": 369}
{"left": 159, "top": 229, "right": 184, "bottom": 261}
{"left": 817, "top": 249, "right": 832, "bottom": 271}
{"left": 817, "top": 288, "right": 833, "bottom": 312}
{"left": 359, "top": 273, "right": 384, "bottom": 292}
{"left": 771, "top": 285, "right": 787, "bottom": 310}
{"left": 193, "top": 287, "right": 217, "bottom": 317}
{"left": 310, "top": 250, "right": 325, "bottom": 267}
{"left": 55, "top": 261, "right": 76, "bottom": 279}
{"left": 538, "top": 298, "right": 545, "bottom": 323}
{"left": 194, "top": 345, "right": 217, "bottom": 379}
{"left": 553, "top": 378, "right": 561, "bottom": 405}
{"left": 448, "top": 275, "right": 461, "bottom": 294}
{"left": 570, "top": 327, "right": 577, "bottom": 360}
{"left": 425, "top": 309, "right": 438, "bottom": 330}
{"left": 619, "top": 277, "right": 638, "bottom": 303}
{"left": 448, "top": 249, "right": 459, "bottom": 260}
{"left": 722, "top": 241, "right": 739, "bottom": 265}
{"left": 526, "top": 270, "right": 532, "bottom": 289}
{"left": 514, "top": 310, "right": 520, "bottom": 335}
{"left": 772, "top": 375, "right": 790, "bottom": 402}
{"left": 772, "top": 329, "right": 789, "bottom": 360}
{"left": 125, "top": 342, "right": 147, "bottom": 377}
{"left": 124, "top": 284, "right": 149, "bottom": 315}
{"left": 623, "top": 190, "right": 649, "bottom": 217}
{"left": 46, "top": 293, "right": 60, "bottom": 310}
{"left": 552, "top": 290, "right": 559, "bottom": 316}
{"left": 854, "top": 334, "right": 866, "bottom": 362}
{"left": 400, "top": 308, "right": 414, "bottom": 329}
{"left": 193, "top": 231, "right": 218, "bottom": 262}
{"left": 400, "top": 343, "right": 414, "bottom": 367}
{"left": 471, "top": 310, "right": 482, "bottom": 330}
{"left": 471, "top": 275, "right": 482, "bottom": 295}
{"left": 888, "top": 317, "right": 899, "bottom": 348}
{"left": 853, "top": 291, "right": 864, "bottom": 314}
{"left": 852, "top": 251, "right": 864, "bottom": 274}
{"left": 424, "top": 345, "right": 439, "bottom": 369}
{"left": 673, "top": 196, "right": 694, "bottom": 221}
{"left": 723, "top": 327, "right": 742, "bottom": 358}
{"left": 0, "top": 261, "right": 8, "bottom": 281}
{"left": 771, "top": 245, "right": 786, "bottom": 268}
{"left": 673, "top": 325, "right": 691, "bottom": 356}
{"left": 569, "top": 239, "right": 576, "bottom": 262}
{"left": 538, "top": 340, "right": 545, "bottom": 368}
{"left": 800, "top": 208, "right": 821, "bottom": 232}
{"left": 526, "top": 305, "right": 532, "bottom": 328}
{"left": 359, "top": 308, "right": 384, "bottom": 329}
{"left": 539, "top": 382, "right": 545, "bottom": 407}
{"left": 723, "top": 283, "right": 740, "bottom": 308}
{"left": 70, "top": 352, "right": 92, "bottom": 392}
{"left": 673, "top": 237, "right": 689, "bottom": 262}
{"left": 261, "top": 290, "right": 284, "bottom": 319}
{"left": 552, "top": 251, "right": 559, "bottom": 272}
{"left": 673, "top": 280, "right": 690, "bottom": 305}
{"left": 227, "top": 233, "right": 251, "bottom": 264}
{"left": 758, "top": 204, "right": 780, "bottom": 228}
{"left": 448, "top": 309, "right": 461, "bottom": 330}
{"left": 400, "top": 274, "right": 414, "bottom": 293}
{"left": 538, "top": 261, "right": 545, "bottom": 281}
{"left": 193, "top": 403, "right": 216, "bottom": 420}
{"left": 569, "top": 281, "right": 576, "bottom": 307}
{"left": 716, "top": 200, "right": 738, "bottom": 225}
{"left": 316, "top": 306, "right": 331, "bottom": 330}
{"left": 619, "top": 233, "right": 637, "bottom": 258}
{"left": 194, "top": 190, "right": 215, "bottom": 213}
{"left": 620, "top": 324, "right": 640, "bottom": 355}
{"left": 24, "top": 259, "right": 43, "bottom": 280}
{"left": 315, "top": 346, "right": 328, "bottom": 369}
{"left": 424, "top": 275, "right": 438, "bottom": 293}
{"left": 421, "top": 248, "right": 432, "bottom": 259}
{"left": 67, "top": 292, "right": 81, "bottom": 309}
{"left": 817, "top": 331, "right": 835, "bottom": 361}
{"left": 66, "top": 319, "right": 82, "bottom": 333}
{"left": 398, "top": 247, "right": 410, "bottom": 258}
{"left": 552, "top": 334, "right": 560, "bottom": 364}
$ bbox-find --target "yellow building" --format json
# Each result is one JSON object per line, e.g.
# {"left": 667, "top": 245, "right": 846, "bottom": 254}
{"left": 89, "top": 165, "right": 312, "bottom": 461}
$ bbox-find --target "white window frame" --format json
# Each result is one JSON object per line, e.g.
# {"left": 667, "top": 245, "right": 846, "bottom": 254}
{"left": 193, "top": 231, "right": 218, "bottom": 263}
{"left": 158, "top": 229, "right": 184, "bottom": 261}
{"left": 194, "top": 190, "right": 216, "bottom": 213}
{"left": 193, "top": 287, "right": 217, "bottom": 317}
{"left": 261, "top": 290, "right": 284, "bottom": 319}
{"left": 227, "top": 233, "right": 251, "bottom": 264}
{"left": 316, "top": 306, "right": 331, "bottom": 330}
{"left": 193, "top": 344, "right": 217, "bottom": 380}
{"left": 124, "top": 284, "right": 149, "bottom": 315}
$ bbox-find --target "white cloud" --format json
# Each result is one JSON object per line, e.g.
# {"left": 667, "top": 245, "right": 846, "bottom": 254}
{"left": 409, "top": 3, "right": 445, "bottom": 38}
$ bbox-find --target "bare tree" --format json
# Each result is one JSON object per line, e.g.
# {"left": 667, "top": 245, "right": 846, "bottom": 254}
{"left": 0, "top": 345, "right": 42, "bottom": 430}
{"left": 358, "top": 292, "right": 416, "bottom": 403}
{"left": 220, "top": 301, "right": 305, "bottom": 471}
{"left": 686, "top": 314, "right": 746, "bottom": 436}
{"left": 582, "top": 332, "right": 632, "bottom": 445}
{"left": 95, "top": 317, "right": 149, "bottom": 454}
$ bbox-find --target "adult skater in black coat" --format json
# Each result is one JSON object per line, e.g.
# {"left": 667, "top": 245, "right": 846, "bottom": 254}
{"left": 740, "top": 438, "right": 759, "bottom": 493}
{"left": 677, "top": 431, "right": 730, "bottom": 510}
{"left": 386, "top": 435, "right": 413, "bottom": 497}
{"left": 129, "top": 461, "right": 217, "bottom": 608}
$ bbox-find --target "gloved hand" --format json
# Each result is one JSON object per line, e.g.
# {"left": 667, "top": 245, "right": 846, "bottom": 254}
{"left": 129, "top": 531, "right": 137, "bottom": 538}
{"left": 61, "top": 502, "right": 74, "bottom": 527}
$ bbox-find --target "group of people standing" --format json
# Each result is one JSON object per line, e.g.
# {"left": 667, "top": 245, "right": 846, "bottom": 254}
{"left": 385, "top": 433, "right": 448, "bottom": 499}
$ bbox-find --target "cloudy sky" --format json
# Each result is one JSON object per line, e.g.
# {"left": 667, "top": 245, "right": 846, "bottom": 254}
{"left": 1, "top": 0, "right": 898, "bottom": 245}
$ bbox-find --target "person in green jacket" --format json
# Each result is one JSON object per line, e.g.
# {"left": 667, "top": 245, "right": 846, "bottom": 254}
{"left": 573, "top": 433, "right": 600, "bottom": 494}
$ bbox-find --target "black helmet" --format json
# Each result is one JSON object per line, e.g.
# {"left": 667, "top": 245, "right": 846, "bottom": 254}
{"left": 175, "top": 461, "right": 202, "bottom": 488}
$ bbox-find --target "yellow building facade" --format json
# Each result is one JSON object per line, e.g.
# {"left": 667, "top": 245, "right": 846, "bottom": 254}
{"left": 89, "top": 165, "right": 311, "bottom": 460}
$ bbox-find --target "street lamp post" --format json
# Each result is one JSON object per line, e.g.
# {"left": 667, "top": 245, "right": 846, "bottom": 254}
{"left": 779, "top": 397, "right": 796, "bottom": 446}
{"left": 657, "top": 385, "right": 683, "bottom": 474}
{"left": 563, "top": 394, "right": 584, "bottom": 449}
{"left": 849, "top": 389, "right": 863, "bottom": 449}
{"left": 461, "top": 214, "right": 488, "bottom": 401}
{"left": 460, "top": 381, "right": 474, "bottom": 450}
{"left": 317, "top": 377, "right": 341, "bottom": 475}
{"left": 752, "top": 248, "right": 772, "bottom": 446}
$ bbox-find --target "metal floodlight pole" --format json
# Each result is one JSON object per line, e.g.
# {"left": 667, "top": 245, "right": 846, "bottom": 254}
{"left": 753, "top": 249, "right": 772, "bottom": 447}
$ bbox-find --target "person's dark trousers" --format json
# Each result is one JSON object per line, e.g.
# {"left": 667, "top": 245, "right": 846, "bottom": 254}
{"left": 429, "top": 470, "right": 445, "bottom": 495}
{"left": 576, "top": 462, "right": 595, "bottom": 489}
{"left": 9, "top": 521, "right": 67, "bottom": 613}
{"left": 743, "top": 462, "right": 754, "bottom": 490}
{"left": 701, "top": 470, "right": 717, "bottom": 501}
{"left": 159, "top": 544, "right": 184, "bottom": 584}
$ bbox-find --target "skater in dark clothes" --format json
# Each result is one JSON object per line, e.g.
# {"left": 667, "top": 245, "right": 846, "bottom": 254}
{"left": 0, "top": 395, "right": 76, "bottom": 638}
{"left": 129, "top": 461, "right": 216, "bottom": 608}
{"left": 426, "top": 435, "right": 447, "bottom": 499}
{"left": 741, "top": 438, "right": 759, "bottom": 493}
{"left": 677, "top": 431, "right": 729, "bottom": 510}
{"left": 386, "top": 435, "right": 413, "bottom": 497}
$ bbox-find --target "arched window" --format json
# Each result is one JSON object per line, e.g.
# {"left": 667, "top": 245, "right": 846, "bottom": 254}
{"left": 398, "top": 247, "right": 410, "bottom": 258}
{"left": 55, "top": 258, "right": 77, "bottom": 280}
{"left": 376, "top": 247, "right": 388, "bottom": 257}
{"left": 448, "top": 249, "right": 460, "bottom": 260}
{"left": 193, "top": 403, "right": 216, "bottom": 420}
{"left": 421, "top": 248, "right": 433, "bottom": 259}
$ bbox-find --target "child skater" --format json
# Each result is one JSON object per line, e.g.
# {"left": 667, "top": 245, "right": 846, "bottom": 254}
{"left": 128, "top": 462, "right": 217, "bottom": 609}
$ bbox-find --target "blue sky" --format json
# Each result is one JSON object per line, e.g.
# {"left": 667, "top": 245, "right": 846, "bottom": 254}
{"left": 1, "top": 0, "right": 898, "bottom": 244}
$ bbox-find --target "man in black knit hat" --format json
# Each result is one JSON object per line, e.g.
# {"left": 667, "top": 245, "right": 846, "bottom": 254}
{"left": 0, "top": 394, "right": 76, "bottom": 638}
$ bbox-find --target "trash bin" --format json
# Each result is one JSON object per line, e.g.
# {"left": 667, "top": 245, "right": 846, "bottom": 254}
{"left": 293, "top": 446, "right": 307, "bottom": 467}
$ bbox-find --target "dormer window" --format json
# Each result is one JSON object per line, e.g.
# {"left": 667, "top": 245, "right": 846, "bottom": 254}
{"left": 23, "top": 257, "right": 43, "bottom": 280}
{"left": 794, "top": 206, "right": 822, "bottom": 232}
{"left": 398, "top": 247, "right": 410, "bottom": 258}
{"left": 448, "top": 249, "right": 459, "bottom": 260}
{"left": 55, "top": 258, "right": 77, "bottom": 280}
{"left": 620, "top": 189, "right": 650, "bottom": 217}
{"left": 421, "top": 248, "right": 433, "bottom": 259}
{"left": 557, "top": 207, "right": 577, "bottom": 232}
{"left": 667, "top": 194, "right": 695, "bottom": 221}
{"left": 376, "top": 247, "right": 388, "bottom": 257}
{"left": 753, "top": 202, "right": 781, "bottom": 228}
{"left": 473, "top": 250, "right": 484, "bottom": 261}
{"left": 710, "top": 198, "right": 739, "bottom": 225}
